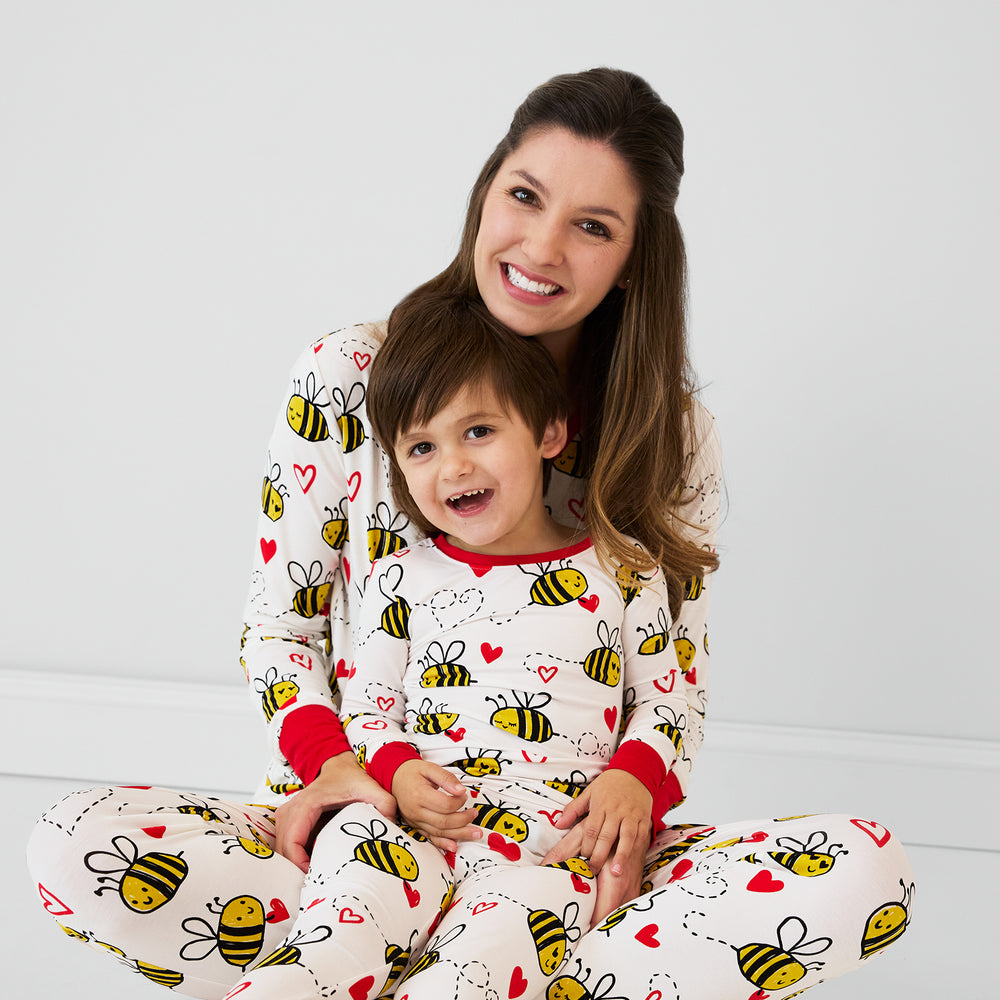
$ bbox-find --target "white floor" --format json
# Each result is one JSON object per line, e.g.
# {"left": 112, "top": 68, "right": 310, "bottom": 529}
{"left": 8, "top": 773, "right": 994, "bottom": 998}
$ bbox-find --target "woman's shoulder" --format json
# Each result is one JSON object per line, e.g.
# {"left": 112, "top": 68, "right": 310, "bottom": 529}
{"left": 286, "top": 319, "right": 387, "bottom": 385}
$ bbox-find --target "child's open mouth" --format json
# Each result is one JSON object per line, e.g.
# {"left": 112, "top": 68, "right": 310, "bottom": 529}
{"left": 447, "top": 489, "right": 494, "bottom": 515}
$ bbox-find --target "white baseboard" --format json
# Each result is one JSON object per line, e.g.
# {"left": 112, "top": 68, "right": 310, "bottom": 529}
{"left": 4, "top": 669, "right": 996, "bottom": 852}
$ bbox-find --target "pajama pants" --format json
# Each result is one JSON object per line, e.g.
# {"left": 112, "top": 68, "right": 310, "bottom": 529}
{"left": 26, "top": 786, "right": 914, "bottom": 1000}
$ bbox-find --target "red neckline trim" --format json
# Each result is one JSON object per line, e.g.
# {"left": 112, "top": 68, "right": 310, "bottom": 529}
{"left": 433, "top": 533, "right": 592, "bottom": 567}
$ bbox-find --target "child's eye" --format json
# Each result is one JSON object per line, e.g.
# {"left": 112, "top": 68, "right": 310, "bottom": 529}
{"left": 409, "top": 441, "right": 434, "bottom": 457}
{"left": 580, "top": 219, "right": 611, "bottom": 239}
{"left": 466, "top": 425, "right": 492, "bottom": 440}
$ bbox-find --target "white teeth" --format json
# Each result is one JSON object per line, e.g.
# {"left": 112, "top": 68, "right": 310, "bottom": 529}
{"left": 450, "top": 489, "right": 486, "bottom": 501}
{"left": 506, "top": 264, "right": 560, "bottom": 296}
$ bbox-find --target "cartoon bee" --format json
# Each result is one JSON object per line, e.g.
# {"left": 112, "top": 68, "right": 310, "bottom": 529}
{"left": 211, "top": 829, "right": 275, "bottom": 859}
{"left": 254, "top": 667, "right": 300, "bottom": 722}
{"left": 734, "top": 916, "right": 832, "bottom": 992}
{"left": 545, "top": 857, "right": 594, "bottom": 878}
{"left": 375, "top": 930, "right": 420, "bottom": 998}
{"left": 253, "top": 925, "right": 334, "bottom": 970}
{"left": 619, "top": 685, "right": 637, "bottom": 738}
{"left": 418, "top": 640, "right": 473, "bottom": 687}
{"left": 860, "top": 880, "right": 914, "bottom": 959}
{"left": 411, "top": 697, "right": 460, "bottom": 735}
{"left": 84, "top": 836, "right": 189, "bottom": 914}
{"left": 287, "top": 372, "right": 331, "bottom": 442}
{"left": 544, "top": 768, "right": 589, "bottom": 799}
{"left": 637, "top": 607, "right": 670, "bottom": 656}
{"left": 322, "top": 499, "right": 350, "bottom": 550}
{"left": 673, "top": 625, "right": 697, "bottom": 678}
{"left": 331, "top": 383, "right": 367, "bottom": 453}
{"left": 528, "top": 901, "right": 581, "bottom": 975}
{"left": 367, "top": 501, "right": 408, "bottom": 560}
{"left": 472, "top": 797, "right": 530, "bottom": 842}
{"left": 487, "top": 691, "right": 554, "bottom": 742}
{"left": 180, "top": 896, "right": 268, "bottom": 970}
{"left": 377, "top": 563, "right": 410, "bottom": 640}
{"left": 288, "top": 560, "right": 333, "bottom": 618}
{"left": 643, "top": 827, "right": 715, "bottom": 879}
{"left": 396, "top": 924, "right": 467, "bottom": 986}
{"left": 703, "top": 628, "right": 710, "bottom": 655}
{"left": 547, "top": 963, "right": 625, "bottom": 1000}
{"left": 171, "top": 794, "right": 233, "bottom": 824}
{"left": 553, "top": 439, "right": 586, "bottom": 478}
{"left": 582, "top": 621, "right": 621, "bottom": 686}
{"left": 615, "top": 565, "right": 641, "bottom": 609}
{"left": 523, "top": 561, "right": 589, "bottom": 607}
{"left": 265, "top": 777, "right": 303, "bottom": 796}
{"left": 684, "top": 574, "right": 704, "bottom": 601}
{"left": 448, "top": 749, "right": 506, "bottom": 777}
{"left": 58, "top": 923, "right": 90, "bottom": 944}
{"left": 135, "top": 961, "right": 185, "bottom": 989}
{"left": 344, "top": 819, "right": 420, "bottom": 882}
{"left": 261, "top": 461, "right": 289, "bottom": 523}
{"left": 653, "top": 705, "right": 686, "bottom": 756}
{"left": 744, "top": 831, "right": 847, "bottom": 878}
{"left": 593, "top": 894, "right": 656, "bottom": 935}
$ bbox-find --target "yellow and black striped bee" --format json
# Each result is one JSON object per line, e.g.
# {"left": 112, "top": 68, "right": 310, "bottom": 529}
{"left": 377, "top": 563, "right": 410, "bottom": 640}
{"left": 523, "top": 561, "right": 589, "bottom": 607}
{"left": 396, "top": 924, "right": 466, "bottom": 987}
{"left": 744, "top": 831, "right": 847, "bottom": 879}
{"left": 472, "top": 797, "right": 530, "bottom": 842}
{"left": 860, "top": 879, "right": 914, "bottom": 959}
{"left": 419, "top": 640, "right": 473, "bottom": 687}
{"left": 487, "top": 691, "right": 554, "bottom": 742}
{"left": 653, "top": 705, "right": 686, "bottom": 756}
{"left": 254, "top": 667, "right": 300, "bottom": 723}
{"left": 261, "top": 461, "right": 289, "bottom": 523}
{"left": 367, "top": 501, "right": 408, "bottom": 560}
{"left": 545, "top": 856, "right": 594, "bottom": 878}
{"left": 180, "top": 895, "right": 268, "bottom": 970}
{"left": 448, "top": 749, "right": 506, "bottom": 777}
{"left": 375, "top": 930, "right": 420, "bottom": 998}
{"left": 672, "top": 624, "right": 697, "bottom": 679}
{"left": 637, "top": 607, "right": 670, "bottom": 656}
{"left": 684, "top": 574, "right": 704, "bottom": 601}
{"left": 288, "top": 559, "right": 333, "bottom": 618}
{"left": 212, "top": 829, "right": 274, "bottom": 859}
{"left": 643, "top": 827, "right": 715, "bottom": 879}
{"left": 343, "top": 819, "right": 420, "bottom": 882}
{"left": 171, "top": 794, "right": 232, "bottom": 824}
{"left": 58, "top": 923, "right": 90, "bottom": 944}
{"left": 331, "top": 383, "right": 367, "bottom": 453}
{"left": 734, "top": 915, "right": 831, "bottom": 992}
{"left": 528, "top": 901, "right": 581, "bottom": 975}
{"left": 287, "top": 372, "right": 331, "bottom": 442}
{"left": 85, "top": 835, "right": 189, "bottom": 914}
{"left": 547, "top": 963, "right": 625, "bottom": 1000}
{"left": 411, "top": 696, "right": 459, "bottom": 735}
{"left": 544, "top": 768, "right": 589, "bottom": 799}
{"left": 253, "top": 925, "right": 333, "bottom": 971}
{"left": 94, "top": 939, "right": 187, "bottom": 990}
{"left": 615, "top": 564, "right": 641, "bottom": 609}
{"left": 265, "top": 776, "right": 303, "bottom": 796}
{"left": 593, "top": 893, "right": 657, "bottom": 935}
{"left": 553, "top": 439, "right": 586, "bottom": 478}
{"left": 582, "top": 620, "right": 622, "bottom": 686}
{"left": 322, "top": 498, "right": 350, "bottom": 550}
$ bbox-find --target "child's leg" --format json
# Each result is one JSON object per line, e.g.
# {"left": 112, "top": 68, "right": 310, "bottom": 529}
{"left": 224, "top": 802, "right": 453, "bottom": 1000}
{"left": 396, "top": 853, "right": 598, "bottom": 1000}
{"left": 560, "top": 812, "right": 915, "bottom": 1000}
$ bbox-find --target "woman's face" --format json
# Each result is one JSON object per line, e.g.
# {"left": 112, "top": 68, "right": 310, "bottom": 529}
{"left": 473, "top": 128, "right": 639, "bottom": 362}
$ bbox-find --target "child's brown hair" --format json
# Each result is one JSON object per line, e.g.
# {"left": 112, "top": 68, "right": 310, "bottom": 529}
{"left": 367, "top": 290, "right": 570, "bottom": 536}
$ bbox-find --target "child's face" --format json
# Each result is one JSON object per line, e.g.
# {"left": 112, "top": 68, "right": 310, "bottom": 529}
{"left": 394, "top": 383, "right": 566, "bottom": 556}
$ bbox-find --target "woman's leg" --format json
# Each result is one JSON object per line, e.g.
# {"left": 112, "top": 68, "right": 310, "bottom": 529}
{"left": 560, "top": 813, "right": 914, "bottom": 1000}
{"left": 26, "top": 784, "right": 302, "bottom": 999}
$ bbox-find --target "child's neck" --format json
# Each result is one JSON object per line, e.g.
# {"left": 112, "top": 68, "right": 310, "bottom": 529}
{"left": 444, "top": 516, "right": 580, "bottom": 559}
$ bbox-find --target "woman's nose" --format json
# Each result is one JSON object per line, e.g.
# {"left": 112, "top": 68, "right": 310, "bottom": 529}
{"left": 521, "top": 216, "right": 564, "bottom": 267}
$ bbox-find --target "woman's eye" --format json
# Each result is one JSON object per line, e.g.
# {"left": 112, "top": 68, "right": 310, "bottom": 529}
{"left": 510, "top": 187, "right": 537, "bottom": 205}
{"left": 580, "top": 219, "right": 611, "bottom": 239}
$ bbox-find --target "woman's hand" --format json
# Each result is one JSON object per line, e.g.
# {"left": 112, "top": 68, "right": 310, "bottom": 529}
{"left": 392, "top": 759, "right": 481, "bottom": 852}
{"left": 275, "top": 752, "right": 397, "bottom": 873}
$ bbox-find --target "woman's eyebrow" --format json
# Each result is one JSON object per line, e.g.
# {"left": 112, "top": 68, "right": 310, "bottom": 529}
{"left": 512, "top": 169, "right": 626, "bottom": 225}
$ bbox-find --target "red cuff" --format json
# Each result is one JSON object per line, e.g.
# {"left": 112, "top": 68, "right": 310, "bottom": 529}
{"left": 606, "top": 740, "right": 683, "bottom": 833}
{"left": 278, "top": 704, "right": 351, "bottom": 785}
{"left": 368, "top": 742, "right": 422, "bottom": 793}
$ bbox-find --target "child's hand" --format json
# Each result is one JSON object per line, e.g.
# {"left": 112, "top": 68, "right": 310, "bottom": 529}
{"left": 391, "top": 759, "right": 481, "bottom": 852}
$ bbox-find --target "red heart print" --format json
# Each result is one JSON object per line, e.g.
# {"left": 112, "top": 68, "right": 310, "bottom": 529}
{"left": 850, "top": 818, "right": 891, "bottom": 847}
{"left": 266, "top": 898, "right": 289, "bottom": 923}
{"left": 339, "top": 907, "right": 364, "bottom": 924}
{"left": 335, "top": 658, "right": 349, "bottom": 677}
{"left": 509, "top": 965, "right": 528, "bottom": 999}
{"left": 749, "top": 992, "right": 770, "bottom": 1000}
{"left": 445, "top": 727, "right": 466, "bottom": 742}
{"left": 539, "top": 809, "right": 562, "bottom": 826}
{"left": 376, "top": 696, "right": 395, "bottom": 711}
{"left": 344, "top": 556, "right": 351, "bottom": 583}
{"left": 349, "top": 975, "right": 375, "bottom": 1000}
{"left": 313, "top": 341, "right": 324, "bottom": 353}
{"left": 481, "top": 643, "right": 503, "bottom": 663}
{"left": 522, "top": 751, "right": 547, "bottom": 763}
{"left": 471, "top": 563, "right": 491, "bottom": 577}
{"left": 578, "top": 594, "right": 599, "bottom": 612}
{"left": 684, "top": 667, "right": 697, "bottom": 684}
{"left": 260, "top": 538, "right": 277, "bottom": 564}
{"left": 404, "top": 882, "right": 420, "bottom": 908}
{"left": 604, "top": 706, "right": 618, "bottom": 731}
{"left": 538, "top": 665, "right": 558, "bottom": 683}
{"left": 654, "top": 672, "right": 676, "bottom": 693}
{"left": 353, "top": 351, "right": 372, "bottom": 371}
{"left": 488, "top": 833, "right": 521, "bottom": 862}
{"left": 568, "top": 498, "right": 585, "bottom": 522}
{"left": 667, "top": 858, "right": 694, "bottom": 883}
{"left": 444, "top": 851, "right": 457, "bottom": 869}
{"left": 644, "top": 993, "right": 663, "bottom": 1000}
{"left": 635, "top": 923, "right": 660, "bottom": 948}
{"left": 293, "top": 463, "right": 317, "bottom": 493}
{"left": 473, "top": 901, "right": 498, "bottom": 915}
{"left": 347, "top": 471, "right": 362, "bottom": 501}
{"left": 747, "top": 871, "right": 784, "bottom": 893}
{"left": 571, "top": 872, "right": 592, "bottom": 894}
{"left": 362, "top": 719, "right": 387, "bottom": 730}
{"left": 306, "top": 897, "right": 325, "bottom": 910}
{"left": 289, "top": 652, "right": 313, "bottom": 670}
{"left": 223, "top": 984, "right": 253, "bottom": 1000}
{"left": 743, "top": 831, "right": 768, "bottom": 844}
{"left": 141, "top": 825, "right": 166, "bottom": 839}
{"left": 37, "top": 884, "right": 73, "bottom": 917}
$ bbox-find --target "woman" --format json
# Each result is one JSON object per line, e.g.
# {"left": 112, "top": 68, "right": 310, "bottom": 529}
{"left": 27, "top": 68, "right": 912, "bottom": 1000}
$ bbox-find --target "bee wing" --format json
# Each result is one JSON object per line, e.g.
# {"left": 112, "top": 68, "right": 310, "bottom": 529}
{"left": 179, "top": 919, "right": 218, "bottom": 961}
{"left": 445, "top": 640, "right": 465, "bottom": 660}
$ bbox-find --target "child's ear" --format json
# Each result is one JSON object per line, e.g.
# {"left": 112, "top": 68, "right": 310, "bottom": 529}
{"left": 540, "top": 418, "right": 568, "bottom": 459}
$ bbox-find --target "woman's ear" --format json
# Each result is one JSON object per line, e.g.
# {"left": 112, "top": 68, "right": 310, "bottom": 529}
{"left": 540, "top": 417, "right": 568, "bottom": 459}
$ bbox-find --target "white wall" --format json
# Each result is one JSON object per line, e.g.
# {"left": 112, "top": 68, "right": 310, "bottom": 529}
{"left": 2, "top": 1, "right": 997, "bottom": 746}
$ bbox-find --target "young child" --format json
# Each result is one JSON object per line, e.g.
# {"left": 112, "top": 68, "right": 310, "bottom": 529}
{"left": 334, "top": 290, "right": 691, "bottom": 998}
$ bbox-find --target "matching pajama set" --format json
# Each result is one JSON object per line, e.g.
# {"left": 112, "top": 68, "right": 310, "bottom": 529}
{"left": 26, "top": 322, "right": 914, "bottom": 999}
